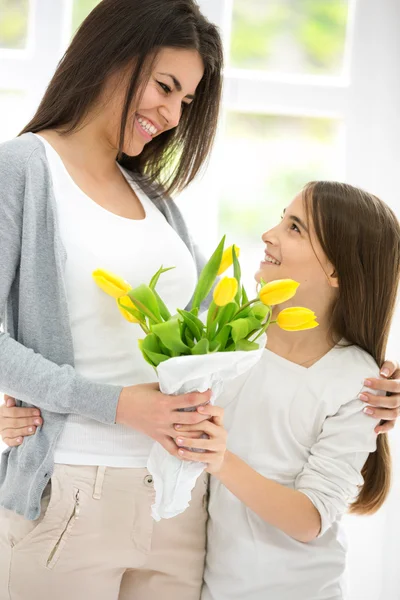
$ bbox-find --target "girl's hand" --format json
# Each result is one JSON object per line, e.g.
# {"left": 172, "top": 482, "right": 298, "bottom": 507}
{"left": 0, "top": 395, "right": 43, "bottom": 447}
{"left": 174, "top": 404, "right": 227, "bottom": 474}
{"left": 359, "top": 359, "right": 400, "bottom": 433}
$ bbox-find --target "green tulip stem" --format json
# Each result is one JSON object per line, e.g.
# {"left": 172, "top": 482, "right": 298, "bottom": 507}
{"left": 233, "top": 297, "right": 259, "bottom": 319}
{"left": 140, "top": 322, "right": 150, "bottom": 335}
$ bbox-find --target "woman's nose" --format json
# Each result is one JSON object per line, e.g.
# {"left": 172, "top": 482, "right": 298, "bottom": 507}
{"left": 160, "top": 99, "right": 181, "bottom": 130}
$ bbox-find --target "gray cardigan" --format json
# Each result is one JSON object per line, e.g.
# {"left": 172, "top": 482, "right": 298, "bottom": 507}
{"left": 0, "top": 133, "right": 204, "bottom": 520}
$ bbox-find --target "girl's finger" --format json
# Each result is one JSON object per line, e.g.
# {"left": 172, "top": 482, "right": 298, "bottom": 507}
{"left": 2, "top": 436, "right": 23, "bottom": 447}
{"left": 4, "top": 395, "right": 16, "bottom": 408}
{"left": 0, "top": 406, "right": 41, "bottom": 419}
{"left": 197, "top": 404, "right": 224, "bottom": 426}
{"left": 177, "top": 448, "right": 219, "bottom": 463}
{"left": 1, "top": 426, "right": 36, "bottom": 440}
{"left": 176, "top": 419, "right": 223, "bottom": 438}
{"left": 176, "top": 435, "right": 224, "bottom": 452}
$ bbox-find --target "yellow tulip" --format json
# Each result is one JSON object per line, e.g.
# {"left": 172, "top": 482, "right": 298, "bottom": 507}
{"left": 213, "top": 277, "right": 238, "bottom": 307}
{"left": 92, "top": 269, "right": 131, "bottom": 299}
{"left": 276, "top": 307, "right": 319, "bottom": 331}
{"left": 259, "top": 279, "right": 299, "bottom": 306}
{"left": 117, "top": 296, "right": 140, "bottom": 323}
{"left": 217, "top": 245, "right": 240, "bottom": 276}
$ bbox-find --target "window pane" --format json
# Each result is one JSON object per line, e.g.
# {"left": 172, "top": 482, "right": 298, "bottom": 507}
{"left": 72, "top": 0, "right": 100, "bottom": 35}
{"left": 0, "top": 90, "right": 28, "bottom": 141}
{"left": 0, "top": 0, "right": 29, "bottom": 49}
{"left": 231, "top": 0, "right": 349, "bottom": 75}
{"left": 219, "top": 112, "right": 343, "bottom": 290}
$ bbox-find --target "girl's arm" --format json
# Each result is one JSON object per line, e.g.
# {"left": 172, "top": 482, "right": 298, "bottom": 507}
{"left": 179, "top": 395, "right": 379, "bottom": 543}
{"left": 214, "top": 451, "right": 321, "bottom": 543}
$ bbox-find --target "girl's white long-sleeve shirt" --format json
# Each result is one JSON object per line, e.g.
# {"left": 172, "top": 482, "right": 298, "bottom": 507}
{"left": 203, "top": 344, "right": 380, "bottom": 600}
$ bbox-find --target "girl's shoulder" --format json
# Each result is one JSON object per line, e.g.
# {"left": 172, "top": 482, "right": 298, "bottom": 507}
{"left": 0, "top": 133, "right": 49, "bottom": 188}
{"left": 311, "top": 343, "right": 381, "bottom": 412}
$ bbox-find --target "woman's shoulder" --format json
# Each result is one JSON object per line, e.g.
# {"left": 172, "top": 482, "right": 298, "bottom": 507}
{"left": 327, "top": 343, "right": 379, "bottom": 376}
{"left": 0, "top": 132, "right": 44, "bottom": 163}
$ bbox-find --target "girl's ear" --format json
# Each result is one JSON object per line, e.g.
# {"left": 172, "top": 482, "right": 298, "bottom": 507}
{"left": 329, "top": 266, "right": 339, "bottom": 289}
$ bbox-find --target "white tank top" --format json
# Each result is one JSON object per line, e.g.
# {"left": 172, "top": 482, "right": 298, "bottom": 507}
{"left": 34, "top": 134, "right": 197, "bottom": 467}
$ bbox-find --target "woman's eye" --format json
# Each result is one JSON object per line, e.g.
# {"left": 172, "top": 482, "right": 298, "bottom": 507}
{"left": 157, "top": 81, "right": 171, "bottom": 94}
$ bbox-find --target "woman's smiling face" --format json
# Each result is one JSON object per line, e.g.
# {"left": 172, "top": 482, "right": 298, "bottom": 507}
{"left": 103, "top": 47, "right": 205, "bottom": 156}
{"left": 255, "top": 192, "right": 338, "bottom": 304}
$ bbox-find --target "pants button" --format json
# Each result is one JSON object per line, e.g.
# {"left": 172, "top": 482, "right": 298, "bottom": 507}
{"left": 144, "top": 475, "right": 153, "bottom": 487}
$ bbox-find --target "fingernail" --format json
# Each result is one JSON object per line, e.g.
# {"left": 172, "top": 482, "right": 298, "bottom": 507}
{"left": 176, "top": 438, "right": 184, "bottom": 445}
{"left": 359, "top": 393, "right": 368, "bottom": 402}
{"left": 34, "top": 419, "right": 41, "bottom": 425}
{"left": 198, "top": 406, "right": 206, "bottom": 412}
{"left": 33, "top": 410, "right": 40, "bottom": 416}
{"left": 178, "top": 448, "right": 184, "bottom": 455}
{"left": 6, "top": 399, "right": 12, "bottom": 407}
{"left": 364, "top": 407, "right": 374, "bottom": 415}
{"left": 364, "top": 379, "right": 372, "bottom": 387}
{"left": 175, "top": 424, "right": 181, "bottom": 429}
{"left": 380, "top": 368, "right": 390, "bottom": 377}
{"left": 28, "top": 427, "right": 34, "bottom": 433}
{"left": 16, "top": 438, "right": 22, "bottom": 444}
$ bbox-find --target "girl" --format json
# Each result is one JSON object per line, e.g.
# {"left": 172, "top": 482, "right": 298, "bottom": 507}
{"left": 0, "top": 1, "right": 224, "bottom": 598}
{"left": 176, "top": 181, "right": 400, "bottom": 600}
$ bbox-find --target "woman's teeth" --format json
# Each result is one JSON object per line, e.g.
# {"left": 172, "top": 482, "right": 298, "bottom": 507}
{"left": 137, "top": 116, "right": 158, "bottom": 135}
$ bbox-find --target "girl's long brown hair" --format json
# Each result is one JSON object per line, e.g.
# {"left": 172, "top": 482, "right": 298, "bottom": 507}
{"left": 19, "top": 0, "right": 223, "bottom": 195}
{"left": 303, "top": 181, "right": 400, "bottom": 515}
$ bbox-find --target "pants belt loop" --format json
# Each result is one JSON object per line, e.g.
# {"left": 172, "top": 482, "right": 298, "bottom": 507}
{"left": 93, "top": 465, "right": 107, "bottom": 500}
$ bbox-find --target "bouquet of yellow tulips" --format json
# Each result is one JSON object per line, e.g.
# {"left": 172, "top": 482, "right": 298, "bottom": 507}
{"left": 93, "top": 236, "right": 318, "bottom": 369}
{"left": 92, "top": 236, "right": 317, "bottom": 521}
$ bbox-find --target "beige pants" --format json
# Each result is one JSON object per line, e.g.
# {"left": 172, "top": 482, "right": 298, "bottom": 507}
{"left": 0, "top": 464, "right": 208, "bottom": 600}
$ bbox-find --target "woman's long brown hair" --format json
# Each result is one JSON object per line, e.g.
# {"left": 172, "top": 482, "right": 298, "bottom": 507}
{"left": 19, "top": 0, "right": 223, "bottom": 195}
{"left": 303, "top": 181, "right": 400, "bottom": 515}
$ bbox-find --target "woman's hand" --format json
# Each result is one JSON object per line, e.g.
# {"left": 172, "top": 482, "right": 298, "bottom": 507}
{"left": 116, "top": 383, "right": 212, "bottom": 457}
{"left": 173, "top": 404, "right": 227, "bottom": 474}
{"left": 0, "top": 395, "right": 43, "bottom": 446}
{"left": 360, "top": 359, "right": 400, "bottom": 433}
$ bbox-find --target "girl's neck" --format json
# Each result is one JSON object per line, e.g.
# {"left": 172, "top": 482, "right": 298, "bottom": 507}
{"left": 266, "top": 313, "right": 337, "bottom": 368}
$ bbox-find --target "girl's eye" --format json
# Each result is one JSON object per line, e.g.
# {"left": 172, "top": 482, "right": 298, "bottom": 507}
{"left": 290, "top": 222, "right": 301, "bottom": 233}
{"left": 157, "top": 81, "right": 171, "bottom": 94}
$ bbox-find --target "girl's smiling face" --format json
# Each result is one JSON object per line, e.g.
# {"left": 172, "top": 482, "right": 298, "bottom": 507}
{"left": 255, "top": 192, "right": 339, "bottom": 307}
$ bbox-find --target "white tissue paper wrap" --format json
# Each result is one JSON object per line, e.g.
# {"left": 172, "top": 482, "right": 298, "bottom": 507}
{"left": 147, "top": 347, "right": 265, "bottom": 520}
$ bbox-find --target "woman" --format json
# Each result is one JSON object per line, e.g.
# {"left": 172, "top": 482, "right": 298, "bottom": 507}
{"left": 175, "top": 182, "right": 400, "bottom": 599}
{"left": 0, "top": 1, "right": 224, "bottom": 599}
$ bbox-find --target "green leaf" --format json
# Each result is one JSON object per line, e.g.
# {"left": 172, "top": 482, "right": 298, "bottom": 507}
{"left": 232, "top": 244, "right": 241, "bottom": 304}
{"left": 191, "top": 338, "right": 210, "bottom": 355}
{"left": 252, "top": 302, "right": 271, "bottom": 321}
{"left": 206, "top": 300, "right": 219, "bottom": 338}
{"left": 117, "top": 298, "right": 145, "bottom": 322}
{"left": 177, "top": 309, "right": 204, "bottom": 341}
{"left": 128, "top": 285, "right": 162, "bottom": 323}
{"left": 235, "top": 339, "right": 259, "bottom": 351}
{"left": 191, "top": 236, "right": 226, "bottom": 311}
{"left": 230, "top": 317, "right": 261, "bottom": 344}
{"left": 209, "top": 340, "right": 221, "bottom": 352}
{"left": 149, "top": 265, "right": 175, "bottom": 291}
{"left": 241, "top": 285, "right": 249, "bottom": 305}
{"left": 151, "top": 319, "right": 190, "bottom": 354}
{"left": 142, "top": 348, "right": 170, "bottom": 367}
{"left": 215, "top": 301, "right": 238, "bottom": 333}
{"left": 214, "top": 324, "right": 232, "bottom": 351}
{"left": 183, "top": 327, "right": 195, "bottom": 348}
{"left": 140, "top": 333, "right": 162, "bottom": 354}
{"left": 154, "top": 290, "right": 171, "bottom": 321}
